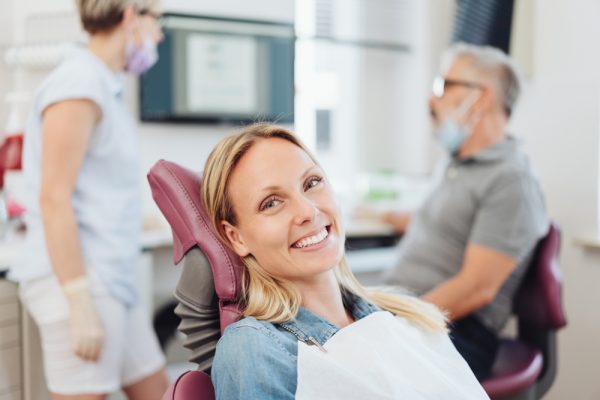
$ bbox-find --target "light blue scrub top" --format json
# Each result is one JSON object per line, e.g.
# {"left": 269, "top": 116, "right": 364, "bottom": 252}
{"left": 11, "top": 45, "right": 142, "bottom": 306}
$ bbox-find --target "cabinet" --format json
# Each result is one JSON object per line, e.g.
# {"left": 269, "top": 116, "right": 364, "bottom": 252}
{"left": 0, "top": 280, "right": 20, "bottom": 400}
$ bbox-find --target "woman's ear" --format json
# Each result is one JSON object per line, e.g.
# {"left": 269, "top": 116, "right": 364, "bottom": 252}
{"left": 121, "top": 5, "right": 137, "bottom": 33}
{"left": 221, "top": 221, "right": 250, "bottom": 257}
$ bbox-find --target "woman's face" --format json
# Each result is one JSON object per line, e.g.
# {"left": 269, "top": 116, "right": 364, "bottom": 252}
{"left": 121, "top": 5, "right": 163, "bottom": 46}
{"left": 222, "top": 138, "right": 345, "bottom": 283}
{"left": 135, "top": 8, "right": 163, "bottom": 45}
{"left": 133, "top": 8, "right": 163, "bottom": 45}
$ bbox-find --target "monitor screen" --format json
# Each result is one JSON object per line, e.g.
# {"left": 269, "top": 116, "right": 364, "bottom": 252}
{"left": 140, "top": 14, "right": 295, "bottom": 124}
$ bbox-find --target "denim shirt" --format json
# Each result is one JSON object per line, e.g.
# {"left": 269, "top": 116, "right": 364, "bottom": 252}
{"left": 211, "top": 292, "right": 380, "bottom": 400}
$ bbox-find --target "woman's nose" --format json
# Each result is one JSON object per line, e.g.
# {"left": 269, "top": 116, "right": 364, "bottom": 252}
{"left": 292, "top": 195, "right": 318, "bottom": 225}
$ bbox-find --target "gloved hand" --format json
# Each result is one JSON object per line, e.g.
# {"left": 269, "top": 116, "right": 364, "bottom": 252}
{"left": 62, "top": 276, "right": 105, "bottom": 361}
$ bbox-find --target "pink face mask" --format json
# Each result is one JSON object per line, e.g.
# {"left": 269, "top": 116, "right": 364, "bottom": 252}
{"left": 125, "top": 36, "right": 158, "bottom": 75}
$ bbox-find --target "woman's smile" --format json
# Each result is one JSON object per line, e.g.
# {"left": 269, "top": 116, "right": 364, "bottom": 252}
{"left": 291, "top": 225, "right": 332, "bottom": 250}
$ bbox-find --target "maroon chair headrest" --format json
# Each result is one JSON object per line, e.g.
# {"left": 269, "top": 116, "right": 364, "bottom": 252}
{"left": 148, "top": 159, "right": 244, "bottom": 331}
{"left": 514, "top": 222, "right": 567, "bottom": 329}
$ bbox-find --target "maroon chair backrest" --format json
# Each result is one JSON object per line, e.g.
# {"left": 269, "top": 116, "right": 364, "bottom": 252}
{"left": 514, "top": 222, "right": 567, "bottom": 329}
{"left": 147, "top": 159, "right": 244, "bottom": 333}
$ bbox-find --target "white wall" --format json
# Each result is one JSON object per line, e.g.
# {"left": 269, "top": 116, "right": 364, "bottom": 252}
{"left": 509, "top": 0, "right": 600, "bottom": 398}
{"left": 423, "top": 0, "right": 455, "bottom": 172}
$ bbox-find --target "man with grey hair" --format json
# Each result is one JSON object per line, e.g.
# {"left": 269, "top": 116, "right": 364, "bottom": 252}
{"left": 379, "top": 43, "right": 549, "bottom": 380}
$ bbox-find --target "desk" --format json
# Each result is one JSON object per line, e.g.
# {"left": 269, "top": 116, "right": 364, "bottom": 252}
{"left": 0, "top": 237, "right": 29, "bottom": 399}
{"left": 0, "top": 280, "right": 20, "bottom": 400}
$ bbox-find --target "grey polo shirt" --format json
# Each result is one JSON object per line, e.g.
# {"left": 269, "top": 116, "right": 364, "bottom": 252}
{"left": 384, "top": 136, "right": 548, "bottom": 333}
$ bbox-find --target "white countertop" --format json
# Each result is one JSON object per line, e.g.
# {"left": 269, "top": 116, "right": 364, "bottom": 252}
{"left": 345, "top": 218, "right": 396, "bottom": 237}
{"left": 345, "top": 246, "right": 397, "bottom": 273}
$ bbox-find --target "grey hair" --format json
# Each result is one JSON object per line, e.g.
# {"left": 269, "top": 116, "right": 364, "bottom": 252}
{"left": 75, "top": 0, "right": 157, "bottom": 34}
{"left": 440, "top": 42, "right": 523, "bottom": 118}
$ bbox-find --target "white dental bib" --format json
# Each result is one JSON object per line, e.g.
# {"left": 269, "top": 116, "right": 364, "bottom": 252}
{"left": 295, "top": 311, "right": 489, "bottom": 399}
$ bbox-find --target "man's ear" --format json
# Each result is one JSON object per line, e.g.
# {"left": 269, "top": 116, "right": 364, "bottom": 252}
{"left": 467, "top": 88, "right": 489, "bottom": 124}
{"left": 221, "top": 221, "right": 250, "bottom": 257}
{"left": 479, "top": 85, "right": 496, "bottom": 114}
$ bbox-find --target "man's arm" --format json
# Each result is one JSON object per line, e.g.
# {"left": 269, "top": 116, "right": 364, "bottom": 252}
{"left": 353, "top": 208, "right": 412, "bottom": 234}
{"left": 422, "top": 244, "right": 517, "bottom": 320}
{"left": 381, "top": 211, "right": 412, "bottom": 234}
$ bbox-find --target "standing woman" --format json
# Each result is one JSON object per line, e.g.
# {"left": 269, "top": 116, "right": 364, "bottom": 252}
{"left": 11, "top": 1, "right": 168, "bottom": 399}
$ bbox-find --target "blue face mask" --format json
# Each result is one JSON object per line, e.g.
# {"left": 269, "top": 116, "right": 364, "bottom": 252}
{"left": 435, "top": 119, "right": 468, "bottom": 154}
{"left": 433, "top": 92, "right": 481, "bottom": 155}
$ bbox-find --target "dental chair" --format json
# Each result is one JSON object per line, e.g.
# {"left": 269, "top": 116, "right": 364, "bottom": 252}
{"left": 148, "top": 159, "right": 244, "bottom": 400}
{"left": 480, "top": 222, "right": 567, "bottom": 399}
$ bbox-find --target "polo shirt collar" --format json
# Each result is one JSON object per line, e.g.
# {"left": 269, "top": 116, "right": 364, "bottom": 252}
{"left": 455, "top": 135, "right": 518, "bottom": 164}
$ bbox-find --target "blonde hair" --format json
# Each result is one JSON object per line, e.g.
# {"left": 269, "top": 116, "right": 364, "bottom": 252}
{"left": 202, "top": 123, "right": 447, "bottom": 332}
{"left": 75, "top": 0, "right": 157, "bottom": 34}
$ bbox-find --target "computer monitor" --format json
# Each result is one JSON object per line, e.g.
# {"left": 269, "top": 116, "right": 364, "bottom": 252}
{"left": 140, "top": 14, "right": 295, "bottom": 124}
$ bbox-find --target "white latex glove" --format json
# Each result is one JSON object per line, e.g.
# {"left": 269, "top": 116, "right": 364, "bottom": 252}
{"left": 62, "top": 276, "right": 105, "bottom": 361}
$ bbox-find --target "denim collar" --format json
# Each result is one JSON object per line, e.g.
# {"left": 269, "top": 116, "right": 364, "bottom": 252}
{"left": 278, "top": 291, "right": 380, "bottom": 347}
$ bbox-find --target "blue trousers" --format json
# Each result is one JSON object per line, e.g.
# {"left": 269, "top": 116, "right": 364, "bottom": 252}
{"left": 450, "top": 315, "right": 499, "bottom": 381}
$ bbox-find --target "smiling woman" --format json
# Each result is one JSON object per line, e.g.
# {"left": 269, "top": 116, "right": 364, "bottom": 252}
{"left": 201, "top": 124, "right": 490, "bottom": 399}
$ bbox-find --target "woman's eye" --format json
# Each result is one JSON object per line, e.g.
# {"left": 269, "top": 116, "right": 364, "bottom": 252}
{"left": 260, "top": 197, "right": 281, "bottom": 211}
{"left": 305, "top": 176, "right": 323, "bottom": 190}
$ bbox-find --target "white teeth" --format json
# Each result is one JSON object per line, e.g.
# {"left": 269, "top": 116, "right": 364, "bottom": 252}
{"left": 294, "top": 227, "right": 328, "bottom": 248}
